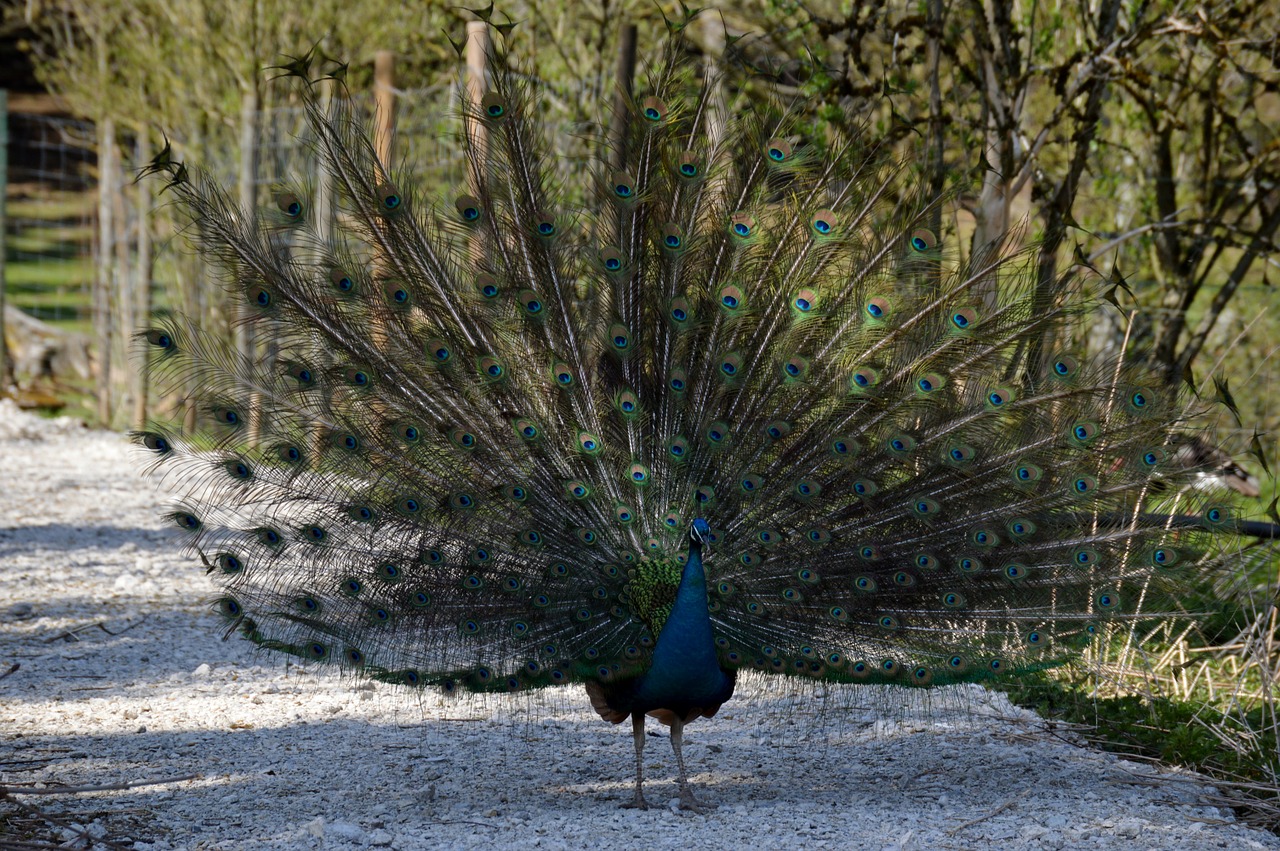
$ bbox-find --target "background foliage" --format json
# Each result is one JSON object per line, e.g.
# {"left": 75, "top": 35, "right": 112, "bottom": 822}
{"left": 5, "top": 0, "right": 1279, "bottom": 826}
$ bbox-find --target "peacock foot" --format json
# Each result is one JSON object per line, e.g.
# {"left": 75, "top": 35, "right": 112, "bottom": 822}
{"left": 677, "top": 787, "right": 716, "bottom": 814}
{"left": 621, "top": 791, "right": 650, "bottom": 811}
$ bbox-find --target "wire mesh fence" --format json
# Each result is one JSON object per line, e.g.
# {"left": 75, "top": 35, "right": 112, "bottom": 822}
{"left": 1, "top": 68, "right": 611, "bottom": 426}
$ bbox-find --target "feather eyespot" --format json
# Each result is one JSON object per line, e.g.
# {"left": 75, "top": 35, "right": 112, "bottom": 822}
{"left": 1050, "top": 355, "right": 1080, "bottom": 379}
{"left": 1204, "top": 505, "right": 1232, "bottom": 527}
{"left": 275, "top": 444, "right": 302, "bottom": 464}
{"left": 852, "top": 479, "right": 878, "bottom": 497}
{"left": 448, "top": 429, "right": 477, "bottom": 450}
{"left": 909, "top": 228, "right": 937, "bottom": 252}
{"left": 917, "top": 373, "right": 946, "bottom": 394}
{"left": 329, "top": 267, "right": 357, "bottom": 295}
{"left": 382, "top": 281, "right": 411, "bottom": 306}
{"left": 480, "top": 92, "right": 507, "bottom": 119}
{"left": 140, "top": 432, "right": 172, "bottom": 454}
{"left": 850, "top": 366, "right": 881, "bottom": 391}
{"left": 809, "top": 209, "right": 836, "bottom": 236}
{"left": 669, "top": 297, "right": 691, "bottom": 325}
{"left": 914, "top": 553, "right": 940, "bottom": 570}
{"left": 780, "top": 356, "right": 809, "bottom": 382}
{"left": 598, "top": 245, "right": 625, "bottom": 273}
{"left": 757, "top": 417, "right": 788, "bottom": 437}
{"left": 765, "top": 138, "right": 793, "bottom": 163}
{"left": 660, "top": 223, "right": 684, "bottom": 251}
{"left": 518, "top": 290, "right": 544, "bottom": 316}
{"left": 610, "top": 171, "right": 636, "bottom": 200}
{"left": 608, "top": 323, "right": 632, "bottom": 353}
{"left": 577, "top": 431, "right": 603, "bottom": 455}
{"left": 641, "top": 96, "right": 668, "bottom": 122}
{"left": 986, "top": 387, "right": 1014, "bottom": 408}
{"left": 476, "top": 273, "right": 499, "bottom": 299}
{"left": 275, "top": 192, "right": 303, "bottom": 219}
{"left": 455, "top": 195, "right": 481, "bottom": 222}
{"left": 376, "top": 183, "right": 403, "bottom": 213}
{"left": 478, "top": 356, "right": 506, "bottom": 381}
{"left": 831, "top": 435, "right": 860, "bottom": 458}
{"left": 676, "top": 151, "right": 701, "bottom": 178}
{"left": 426, "top": 339, "right": 452, "bottom": 364}
{"left": 1070, "top": 421, "right": 1099, "bottom": 444}
{"left": 718, "top": 285, "right": 744, "bottom": 312}
{"left": 615, "top": 390, "right": 640, "bottom": 416}
{"left": 551, "top": 361, "right": 574, "bottom": 387}
{"left": 950, "top": 307, "right": 978, "bottom": 330}
{"left": 705, "top": 420, "right": 730, "bottom": 445}
{"left": 144, "top": 328, "right": 174, "bottom": 350}
{"left": 719, "top": 352, "right": 743, "bottom": 378}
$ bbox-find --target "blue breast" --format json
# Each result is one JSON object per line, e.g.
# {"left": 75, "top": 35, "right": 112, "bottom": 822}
{"left": 625, "top": 536, "right": 734, "bottom": 713}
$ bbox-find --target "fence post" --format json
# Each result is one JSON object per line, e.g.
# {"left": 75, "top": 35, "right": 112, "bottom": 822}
{"left": 112, "top": 131, "right": 131, "bottom": 423}
{"left": 610, "top": 24, "right": 637, "bottom": 171}
{"left": 464, "top": 23, "right": 489, "bottom": 267}
{"left": 238, "top": 83, "right": 260, "bottom": 445}
{"left": 95, "top": 117, "right": 115, "bottom": 426}
{"left": 132, "top": 134, "right": 152, "bottom": 429}
{"left": 0, "top": 89, "right": 9, "bottom": 394}
{"left": 374, "top": 51, "right": 396, "bottom": 173}
{"left": 465, "top": 22, "right": 489, "bottom": 191}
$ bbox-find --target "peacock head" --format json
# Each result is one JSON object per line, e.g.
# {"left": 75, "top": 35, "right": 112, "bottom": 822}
{"left": 689, "top": 518, "right": 712, "bottom": 548}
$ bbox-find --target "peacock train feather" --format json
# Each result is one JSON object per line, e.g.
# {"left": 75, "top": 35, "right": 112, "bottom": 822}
{"left": 138, "top": 13, "right": 1250, "bottom": 811}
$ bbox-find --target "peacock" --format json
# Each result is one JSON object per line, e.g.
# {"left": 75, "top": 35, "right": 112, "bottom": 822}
{"left": 136, "top": 13, "right": 1249, "bottom": 812}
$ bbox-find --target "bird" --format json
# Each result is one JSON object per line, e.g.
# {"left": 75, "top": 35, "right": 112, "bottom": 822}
{"left": 1169, "top": 434, "right": 1261, "bottom": 498}
{"left": 135, "top": 14, "right": 1242, "bottom": 812}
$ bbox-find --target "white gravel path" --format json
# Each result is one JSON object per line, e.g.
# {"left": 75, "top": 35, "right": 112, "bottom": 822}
{"left": 2, "top": 400, "right": 1276, "bottom": 850}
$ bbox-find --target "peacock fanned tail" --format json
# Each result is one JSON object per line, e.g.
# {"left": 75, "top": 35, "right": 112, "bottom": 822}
{"left": 138, "top": 17, "right": 1239, "bottom": 809}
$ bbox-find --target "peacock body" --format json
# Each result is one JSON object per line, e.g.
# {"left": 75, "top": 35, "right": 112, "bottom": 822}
{"left": 139, "top": 16, "right": 1237, "bottom": 810}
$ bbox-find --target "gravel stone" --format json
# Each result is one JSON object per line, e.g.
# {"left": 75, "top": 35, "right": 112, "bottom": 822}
{"left": 2, "top": 405, "right": 1277, "bottom": 850}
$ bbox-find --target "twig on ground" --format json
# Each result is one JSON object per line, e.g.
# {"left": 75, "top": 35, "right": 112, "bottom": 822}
{"left": 945, "top": 789, "right": 1031, "bottom": 835}
{"left": 1, "top": 774, "right": 199, "bottom": 795}
{"left": 43, "top": 618, "right": 146, "bottom": 644}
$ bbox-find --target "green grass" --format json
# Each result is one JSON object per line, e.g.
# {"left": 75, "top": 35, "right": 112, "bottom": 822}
{"left": 996, "top": 605, "right": 1280, "bottom": 831}
{"left": 5, "top": 188, "right": 97, "bottom": 334}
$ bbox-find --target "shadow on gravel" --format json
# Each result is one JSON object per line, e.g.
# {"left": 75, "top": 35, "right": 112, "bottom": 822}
{"left": 0, "top": 523, "right": 169, "bottom": 557}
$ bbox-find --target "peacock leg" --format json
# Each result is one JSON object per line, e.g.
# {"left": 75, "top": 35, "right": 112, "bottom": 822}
{"left": 620, "top": 712, "right": 650, "bottom": 810}
{"left": 670, "top": 716, "right": 715, "bottom": 813}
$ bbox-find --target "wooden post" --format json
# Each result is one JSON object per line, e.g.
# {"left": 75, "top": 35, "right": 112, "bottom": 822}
{"left": 95, "top": 117, "right": 115, "bottom": 426}
{"left": 132, "top": 134, "right": 153, "bottom": 429}
{"left": 373, "top": 51, "right": 397, "bottom": 174}
{"left": 0, "top": 90, "right": 9, "bottom": 393}
{"left": 315, "top": 82, "right": 335, "bottom": 245}
{"left": 310, "top": 81, "right": 336, "bottom": 466}
{"left": 238, "top": 84, "right": 260, "bottom": 444}
{"left": 465, "top": 22, "right": 490, "bottom": 193}
{"left": 610, "top": 24, "right": 638, "bottom": 172}
{"left": 112, "top": 134, "right": 131, "bottom": 422}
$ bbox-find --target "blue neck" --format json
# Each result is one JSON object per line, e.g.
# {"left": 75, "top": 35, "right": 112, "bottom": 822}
{"left": 630, "top": 539, "right": 728, "bottom": 709}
